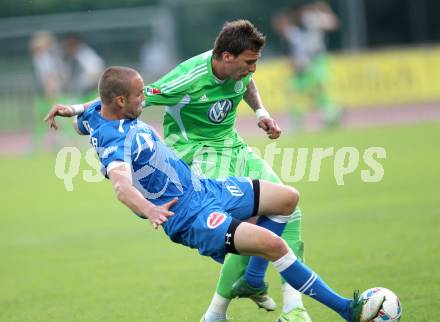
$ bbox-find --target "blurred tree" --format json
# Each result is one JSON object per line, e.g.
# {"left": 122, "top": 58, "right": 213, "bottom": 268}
{"left": 0, "top": 0, "right": 159, "bottom": 17}
{"left": 364, "top": 0, "right": 411, "bottom": 47}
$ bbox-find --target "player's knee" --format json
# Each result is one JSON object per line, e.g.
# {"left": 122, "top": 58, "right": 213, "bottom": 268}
{"left": 289, "top": 186, "right": 300, "bottom": 212}
{"left": 281, "top": 186, "right": 299, "bottom": 215}
{"left": 263, "top": 235, "right": 289, "bottom": 261}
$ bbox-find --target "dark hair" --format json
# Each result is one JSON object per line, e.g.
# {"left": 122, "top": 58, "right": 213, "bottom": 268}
{"left": 212, "top": 20, "right": 266, "bottom": 59}
{"left": 99, "top": 66, "right": 139, "bottom": 104}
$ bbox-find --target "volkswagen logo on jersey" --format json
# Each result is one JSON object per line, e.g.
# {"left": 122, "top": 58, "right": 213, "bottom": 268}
{"left": 207, "top": 212, "right": 227, "bottom": 229}
{"left": 208, "top": 99, "right": 233, "bottom": 123}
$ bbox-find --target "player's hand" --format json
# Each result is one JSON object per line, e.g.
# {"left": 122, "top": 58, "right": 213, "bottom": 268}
{"left": 147, "top": 197, "right": 178, "bottom": 229}
{"left": 44, "top": 104, "right": 75, "bottom": 130}
{"left": 258, "top": 117, "right": 282, "bottom": 139}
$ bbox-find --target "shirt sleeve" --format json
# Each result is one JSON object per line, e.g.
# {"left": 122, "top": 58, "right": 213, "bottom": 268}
{"left": 144, "top": 83, "right": 186, "bottom": 107}
{"left": 143, "top": 65, "right": 193, "bottom": 107}
{"left": 97, "top": 128, "right": 132, "bottom": 175}
{"left": 76, "top": 112, "right": 90, "bottom": 135}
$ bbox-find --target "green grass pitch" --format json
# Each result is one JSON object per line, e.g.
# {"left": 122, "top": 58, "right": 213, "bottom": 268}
{"left": 1, "top": 122, "right": 439, "bottom": 321}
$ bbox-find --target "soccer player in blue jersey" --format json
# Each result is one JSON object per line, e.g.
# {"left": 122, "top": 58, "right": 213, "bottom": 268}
{"left": 47, "top": 66, "right": 384, "bottom": 322}
{"left": 46, "top": 20, "right": 307, "bottom": 322}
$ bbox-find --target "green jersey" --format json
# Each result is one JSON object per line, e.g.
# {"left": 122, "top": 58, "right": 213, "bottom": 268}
{"left": 144, "top": 50, "right": 252, "bottom": 152}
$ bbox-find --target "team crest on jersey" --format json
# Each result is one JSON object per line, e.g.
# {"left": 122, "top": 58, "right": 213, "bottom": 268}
{"left": 208, "top": 99, "right": 233, "bottom": 123}
{"left": 234, "top": 80, "right": 244, "bottom": 93}
{"left": 207, "top": 212, "right": 227, "bottom": 229}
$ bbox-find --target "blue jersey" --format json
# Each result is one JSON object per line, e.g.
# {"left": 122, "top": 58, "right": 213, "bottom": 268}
{"left": 77, "top": 102, "right": 198, "bottom": 203}
{"left": 77, "top": 102, "right": 257, "bottom": 262}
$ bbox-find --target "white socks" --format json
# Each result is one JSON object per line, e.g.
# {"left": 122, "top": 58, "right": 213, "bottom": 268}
{"left": 203, "top": 293, "right": 230, "bottom": 322}
{"left": 273, "top": 248, "right": 297, "bottom": 273}
{"left": 272, "top": 249, "right": 304, "bottom": 314}
{"left": 282, "top": 282, "right": 304, "bottom": 313}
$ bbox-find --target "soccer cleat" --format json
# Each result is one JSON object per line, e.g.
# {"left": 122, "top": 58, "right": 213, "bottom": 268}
{"left": 231, "top": 276, "right": 276, "bottom": 311}
{"left": 350, "top": 290, "right": 385, "bottom": 322}
{"left": 250, "top": 293, "right": 277, "bottom": 311}
{"left": 277, "top": 307, "right": 312, "bottom": 322}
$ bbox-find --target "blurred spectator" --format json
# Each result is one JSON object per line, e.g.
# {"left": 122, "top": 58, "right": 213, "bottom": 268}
{"left": 140, "top": 36, "right": 175, "bottom": 83}
{"left": 63, "top": 35, "right": 105, "bottom": 100}
{"left": 29, "top": 30, "right": 67, "bottom": 100}
{"left": 29, "top": 30, "right": 70, "bottom": 152}
{"left": 274, "top": 0, "right": 342, "bottom": 130}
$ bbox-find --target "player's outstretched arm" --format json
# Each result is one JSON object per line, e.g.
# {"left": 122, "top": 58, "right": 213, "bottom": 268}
{"left": 44, "top": 98, "right": 99, "bottom": 130}
{"left": 244, "top": 79, "right": 282, "bottom": 139}
{"left": 108, "top": 162, "right": 177, "bottom": 229}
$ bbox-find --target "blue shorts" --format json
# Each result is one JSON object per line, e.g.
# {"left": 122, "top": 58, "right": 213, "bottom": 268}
{"left": 166, "top": 177, "right": 258, "bottom": 263}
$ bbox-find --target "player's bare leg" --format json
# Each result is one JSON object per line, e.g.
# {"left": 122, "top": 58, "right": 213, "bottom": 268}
{"left": 231, "top": 181, "right": 299, "bottom": 299}
{"left": 233, "top": 219, "right": 385, "bottom": 322}
{"left": 201, "top": 181, "right": 298, "bottom": 322}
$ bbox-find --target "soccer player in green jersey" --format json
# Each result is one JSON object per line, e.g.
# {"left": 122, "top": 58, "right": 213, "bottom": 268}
{"left": 45, "top": 20, "right": 310, "bottom": 322}
{"left": 144, "top": 20, "right": 310, "bottom": 322}
{"left": 274, "top": 1, "right": 342, "bottom": 130}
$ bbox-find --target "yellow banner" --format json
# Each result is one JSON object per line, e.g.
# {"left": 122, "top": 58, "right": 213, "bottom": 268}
{"left": 239, "top": 47, "right": 440, "bottom": 115}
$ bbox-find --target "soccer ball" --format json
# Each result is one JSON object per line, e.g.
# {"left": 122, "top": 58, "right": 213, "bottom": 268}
{"left": 360, "top": 287, "right": 402, "bottom": 322}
